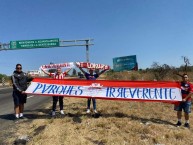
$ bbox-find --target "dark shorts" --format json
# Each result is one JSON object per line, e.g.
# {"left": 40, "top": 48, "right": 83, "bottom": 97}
{"left": 174, "top": 101, "right": 192, "bottom": 114}
{"left": 12, "top": 91, "right": 27, "bottom": 106}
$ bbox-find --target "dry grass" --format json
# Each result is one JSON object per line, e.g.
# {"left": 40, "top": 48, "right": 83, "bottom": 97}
{"left": 105, "top": 71, "right": 193, "bottom": 81}
{"left": 6, "top": 97, "right": 193, "bottom": 145}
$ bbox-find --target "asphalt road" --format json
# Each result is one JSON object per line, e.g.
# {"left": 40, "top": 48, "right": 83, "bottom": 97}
{"left": 0, "top": 87, "right": 52, "bottom": 143}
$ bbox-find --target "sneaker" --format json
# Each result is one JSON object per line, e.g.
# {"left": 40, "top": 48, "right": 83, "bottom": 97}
{"left": 184, "top": 123, "right": 190, "bottom": 128}
{"left": 176, "top": 121, "right": 182, "bottom": 127}
{"left": 94, "top": 110, "right": 98, "bottom": 114}
{"left": 60, "top": 110, "right": 64, "bottom": 115}
{"left": 86, "top": 109, "right": 90, "bottom": 113}
{"left": 19, "top": 114, "right": 24, "bottom": 119}
{"left": 19, "top": 116, "right": 24, "bottom": 119}
{"left": 52, "top": 111, "right": 56, "bottom": 116}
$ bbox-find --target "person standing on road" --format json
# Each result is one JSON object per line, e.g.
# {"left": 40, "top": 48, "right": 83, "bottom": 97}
{"left": 174, "top": 74, "right": 193, "bottom": 128}
{"left": 41, "top": 67, "right": 71, "bottom": 116}
{"left": 76, "top": 64, "right": 106, "bottom": 114}
{"left": 11, "top": 64, "right": 33, "bottom": 119}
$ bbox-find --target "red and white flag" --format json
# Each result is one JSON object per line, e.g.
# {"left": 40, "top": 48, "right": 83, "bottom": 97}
{"left": 26, "top": 78, "right": 182, "bottom": 103}
{"left": 40, "top": 62, "right": 110, "bottom": 70}
{"left": 41, "top": 62, "right": 74, "bottom": 70}
{"left": 76, "top": 62, "right": 110, "bottom": 70}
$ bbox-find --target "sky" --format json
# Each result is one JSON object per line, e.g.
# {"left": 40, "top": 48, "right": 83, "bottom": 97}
{"left": 0, "top": 0, "right": 193, "bottom": 75}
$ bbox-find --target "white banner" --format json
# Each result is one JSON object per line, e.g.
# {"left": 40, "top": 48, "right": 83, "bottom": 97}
{"left": 26, "top": 78, "right": 182, "bottom": 102}
{"left": 40, "top": 62, "right": 111, "bottom": 70}
{"left": 41, "top": 62, "right": 75, "bottom": 69}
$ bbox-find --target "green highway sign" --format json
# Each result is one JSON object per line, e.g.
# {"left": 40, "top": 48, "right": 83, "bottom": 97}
{"left": 10, "top": 38, "right": 60, "bottom": 49}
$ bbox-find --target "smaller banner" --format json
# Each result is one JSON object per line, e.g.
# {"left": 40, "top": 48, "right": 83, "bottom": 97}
{"left": 40, "top": 62, "right": 111, "bottom": 70}
{"left": 76, "top": 62, "right": 110, "bottom": 70}
{"left": 26, "top": 78, "right": 182, "bottom": 103}
{"left": 41, "top": 62, "right": 74, "bottom": 69}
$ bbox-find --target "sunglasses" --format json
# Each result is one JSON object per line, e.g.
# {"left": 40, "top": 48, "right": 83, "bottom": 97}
{"left": 16, "top": 67, "right": 22, "bottom": 70}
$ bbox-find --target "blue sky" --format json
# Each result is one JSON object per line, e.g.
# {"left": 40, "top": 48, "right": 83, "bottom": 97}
{"left": 0, "top": 0, "right": 193, "bottom": 75}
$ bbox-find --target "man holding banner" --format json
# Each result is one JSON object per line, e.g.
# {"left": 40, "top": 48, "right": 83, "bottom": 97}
{"left": 174, "top": 74, "right": 193, "bottom": 128}
{"left": 76, "top": 63, "right": 107, "bottom": 114}
{"left": 41, "top": 67, "right": 71, "bottom": 116}
{"left": 12, "top": 64, "right": 33, "bottom": 120}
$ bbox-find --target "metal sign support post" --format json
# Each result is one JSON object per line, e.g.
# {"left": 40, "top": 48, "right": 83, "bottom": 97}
{"left": 86, "top": 40, "right": 89, "bottom": 62}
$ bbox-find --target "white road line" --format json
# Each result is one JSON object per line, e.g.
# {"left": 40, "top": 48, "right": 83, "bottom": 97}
{"left": 0, "top": 87, "right": 12, "bottom": 90}
{"left": 27, "top": 95, "right": 34, "bottom": 99}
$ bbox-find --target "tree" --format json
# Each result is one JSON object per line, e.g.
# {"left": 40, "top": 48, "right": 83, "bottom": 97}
{"left": 174, "top": 56, "right": 192, "bottom": 77}
{"left": 0, "top": 74, "right": 9, "bottom": 83}
{"left": 150, "top": 62, "right": 173, "bottom": 80}
{"left": 181, "top": 56, "right": 191, "bottom": 74}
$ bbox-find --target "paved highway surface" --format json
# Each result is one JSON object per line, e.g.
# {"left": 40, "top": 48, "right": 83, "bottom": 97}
{"left": 0, "top": 87, "right": 52, "bottom": 143}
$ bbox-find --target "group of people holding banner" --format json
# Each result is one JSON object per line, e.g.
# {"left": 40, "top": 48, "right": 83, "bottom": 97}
{"left": 40, "top": 63, "right": 107, "bottom": 116}
{"left": 11, "top": 62, "right": 107, "bottom": 119}
{"left": 11, "top": 63, "right": 192, "bottom": 128}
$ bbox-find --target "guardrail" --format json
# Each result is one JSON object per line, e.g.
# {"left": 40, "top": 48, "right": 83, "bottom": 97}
{"left": 0, "top": 82, "right": 11, "bottom": 87}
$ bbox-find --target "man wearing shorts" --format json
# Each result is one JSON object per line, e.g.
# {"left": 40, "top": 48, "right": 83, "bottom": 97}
{"left": 12, "top": 64, "right": 33, "bottom": 119}
{"left": 174, "top": 74, "right": 193, "bottom": 128}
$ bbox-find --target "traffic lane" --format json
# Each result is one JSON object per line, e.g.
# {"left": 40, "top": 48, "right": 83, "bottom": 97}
{"left": 0, "top": 93, "right": 52, "bottom": 144}
{"left": 0, "top": 88, "right": 13, "bottom": 115}
{"left": 0, "top": 91, "right": 52, "bottom": 130}
{"left": 23, "top": 95, "right": 52, "bottom": 119}
{"left": 0, "top": 87, "right": 12, "bottom": 94}
{"left": 0, "top": 88, "right": 13, "bottom": 108}
{"left": 0, "top": 88, "right": 52, "bottom": 115}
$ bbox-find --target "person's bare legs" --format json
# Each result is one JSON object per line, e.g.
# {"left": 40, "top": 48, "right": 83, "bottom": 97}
{"left": 176, "top": 111, "right": 182, "bottom": 126}
{"left": 19, "top": 104, "right": 24, "bottom": 117}
{"left": 177, "top": 111, "right": 182, "bottom": 120}
{"left": 184, "top": 113, "right": 189, "bottom": 121}
{"left": 15, "top": 105, "right": 20, "bottom": 118}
